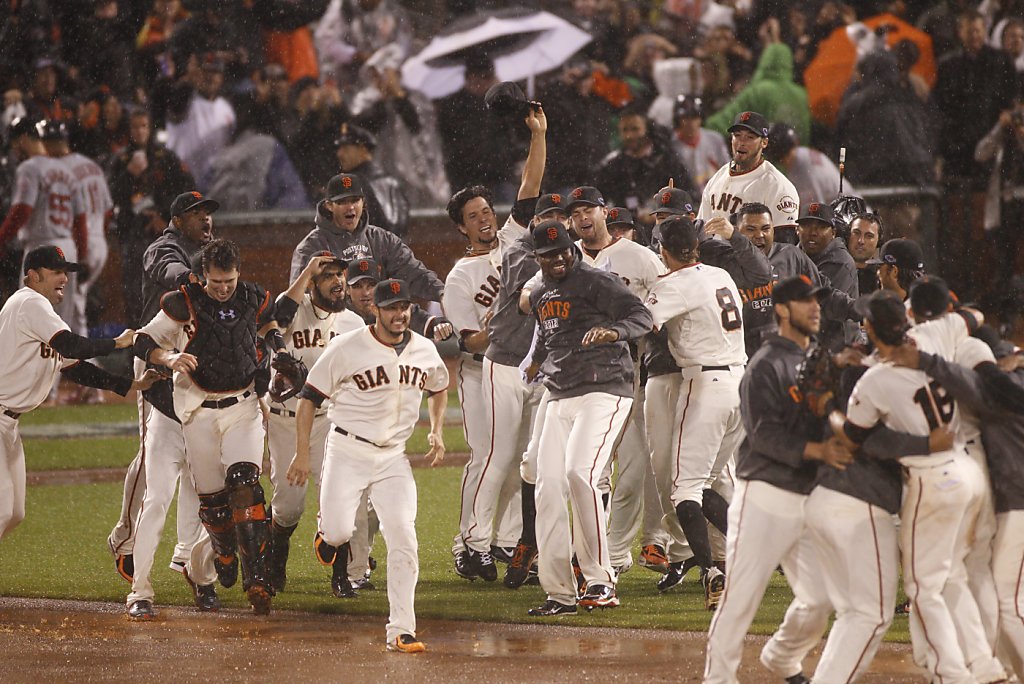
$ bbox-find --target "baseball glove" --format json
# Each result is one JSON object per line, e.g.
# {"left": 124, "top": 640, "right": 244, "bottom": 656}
{"left": 796, "top": 342, "right": 841, "bottom": 418}
{"left": 269, "top": 351, "right": 308, "bottom": 403}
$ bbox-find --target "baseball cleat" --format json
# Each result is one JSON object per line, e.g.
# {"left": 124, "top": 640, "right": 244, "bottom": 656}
{"left": 702, "top": 566, "right": 725, "bottom": 611}
{"left": 503, "top": 542, "right": 538, "bottom": 589}
{"left": 454, "top": 549, "right": 479, "bottom": 580}
{"left": 247, "top": 584, "right": 272, "bottom": 615}
{"left": 613, "top": 556, "right": 633, "bottom": 577}
{"left": 214, "top": 554, "right": 239, "bottom": 588}
{"left": 469, "top": 549, "right": 497, "bottom": 582}
{"left": 332, "top": 562, "right": 357, "bottom": 599}
{"left": 527, "top": 599, "right": 577, "bottom": 617}
{"left": 115, "top": 554, "right": 134, "bottom": 582}
{"left": 657, "top": 557, "right": 700, "bottom": 593}
{"left": 489, "top": 545, "right": 516, "bottom": 564}
{"left": 387, "top": 633, "right": 426, "bottom": 653}
{"left": 785, "top": 674, "right": 810, "bottom": 684}
{"left": 183, "top": 568, "right": 220, "bottom": 612}
{"left": 350, "top": 577, "right": 375, "bottom": 591}
{"left": 638, "top": 544, "right": 670, "bottom": 573}
{"left": 579, "top": 584, "right": 620, "bottom": 609}
{"left": 127, "top": 599, "right": 156, "bottom": 620}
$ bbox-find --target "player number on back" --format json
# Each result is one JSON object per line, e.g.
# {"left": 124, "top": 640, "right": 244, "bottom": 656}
{"left": 49, "top": 193, "right": 72, "bottom": 228}
{"left": 913, "top": 380, "right": 956, "bottom": 430}
{"left": 715, "top": 288, "right": 742, "bottom": 331}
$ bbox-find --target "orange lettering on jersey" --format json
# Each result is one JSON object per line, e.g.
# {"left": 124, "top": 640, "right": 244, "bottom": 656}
{"left": 536, "top": 300, "right": 571, "bottom": 321}
{"left": 788, "top": 385, "right": 803, "bottom": 404}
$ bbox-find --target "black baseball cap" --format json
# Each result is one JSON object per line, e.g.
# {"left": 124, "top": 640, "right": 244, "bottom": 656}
{"left": 796, "top": 201, "right": 834, "bottom": 228}
{"left": 325, "top": 173, "right": 365, "bottom": 201}
{"left": 346, "top": 257, "right": 380, "bottom": 284}
{"left": 773, "top": 274, "right": 825, "bottom": 304}
{"left": 854, "top": 289, "right": 910, "bottom": 343}
{"left": 374, "top": 279, "right": 411, "bottom": 307}
{"left": 650, "top": 186, "right": 695, "bottom": 216}
{"left": 727, "top": 111, "right": 770, "bottom": 138}
{"left": 535, "top": 192, "right": 567, "bottom": 217}
{"left": 38, "top": 119, "right": 68, "bottom": 141}
{"left": 8, "top": 116, "right": 42, "bottom": 140}
{"left": 909, "top": 276, "right": 952, "bottom": 319}
{"left": 24, "top": 245, "right": 83, "bottom": 274}
{"left": 532, "top": 220, "right": 574, "bottom": 255}
{"left": 606, "top": 206, "right": 635, "bottom": 226}
{"left": 867, "top": 238, "right": 924, "bottom": 271}
{"left": 659, "top": 216, "right": 700, "bottom": 252}
{"left": 673, "top": 94, "right": 704, "bottom": 121}
{"left": 309, "top": 250, "right": 346, "bottom": 269}
{"left": 334, "top": 123, "right": 377, "bottom": 150}
{"left": 565, "top": 186, "right": 606, "bottom": 211}
{"left": 170, "top": 191, "right": 220, "bottom": 217}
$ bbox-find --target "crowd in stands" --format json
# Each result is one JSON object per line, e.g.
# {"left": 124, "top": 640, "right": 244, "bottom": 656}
{"left": 2, "top": 0, "right": 1024, "bottom": 315}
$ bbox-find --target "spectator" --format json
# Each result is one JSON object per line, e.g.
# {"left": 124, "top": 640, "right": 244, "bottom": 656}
{"left": 696, "top": 23, "right": 754, "bottom": 112}
{"left": 933, "top": 9, "right": 1016, "bottom": 297}
{"left": 917, "top": 0, "right": 979, "bottom": 60}
{"left": 107, "top": 108, "right": 194, "bottom": 327}
{"left": 669, "top": 94, "right": 729, "bottom": 194}
{"left": 991, "top": 17, "right": 1024, "bottom": 93}
{"left": 290, "top": 79, "right": 348, "bottom": 200}
{"left": 333, "top": 123, "right": 408, "bottom": 236}
{"left": 76, "top": 0, "right": 136, "bottom": 99}
{"left": 592, "top": 103, "right": 697, "bottom": 222}
{"left": 165, "top": 55, "right": 237, "bottom": 193}
{"left": 315, "top": 0, "right": 413, "bottom": 90}
{"left": 975, "top": 107, "right": 1024, "bottom": 299}
{"left": 0, "top": 3, "right": 55, "bottom": 86}
{"left": 765, "top": 122, "right": 852, "bottom": 210}
{"left": 169, "top": 0, "right": 260, "bottom": 86}
{"left": 205, "top": 100, "right": 310, "bottom": 212}
{"left": 252, "top": 0, "right": 327, "bottom": 83}
{"left": 76, "top": 90, "right": 131, "bottom": 167}
{"left": 135, "top": 0, "right": 190, "bottom": 89}
{"left": 647, "top": 57, "right": 701, "bottom": 129}
{"left": 621, "top": 33, "right": 678, "bottom": 108}
{"left": 435, "top": 56, "right": 517, "bottom": 201}
{"left": 567, "top": 0, "right": 626, "bottom": 69}
{"left": 705, "top": 26, "right": 811, "bottom": 146}
{"left": 23, "top": 58, "right": 75, "bottom": 125}
{"left": 246, "top": 63, "right": 302, "bottom": 146}
{"left": 349, "top": 44, "right": 450, "bottom": 208}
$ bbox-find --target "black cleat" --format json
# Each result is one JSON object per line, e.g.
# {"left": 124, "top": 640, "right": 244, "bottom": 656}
{"left": 528, "top": 599, "right": 577, "bottom": 617}
{"left": 454, "top": 549, "right": 479, "bottom": 581}
{"left": 470, "top": 549, "right": 497, "bottom": 582}
{"left": 183, "top": 568, "right": 221, "bottom": 612}
{"left": 657, "top": 557, "right": 699, "bottom": 593}
{"left": 503, "top": 542, "right": 538, "bottom": 589}
{"left": 332, "top": 560, "right": 357, "bottom": 598}
{"left": 579, "top": 583, "right": 620, "bottom": 609}
{"left": 127, "top": 599, "right": 156, "bottom": 620}
{"left": 490, "top": 545, "right": 516, "bottom": 564}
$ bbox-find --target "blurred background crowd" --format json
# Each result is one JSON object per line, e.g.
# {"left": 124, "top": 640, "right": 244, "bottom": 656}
{"left": 2, "top": 0, "right": 1023, "bottom": 326}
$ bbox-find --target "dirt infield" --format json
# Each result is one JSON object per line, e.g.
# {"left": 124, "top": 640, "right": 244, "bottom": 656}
{"left": 0, "top": 598, "right": 925, "bottom": 682}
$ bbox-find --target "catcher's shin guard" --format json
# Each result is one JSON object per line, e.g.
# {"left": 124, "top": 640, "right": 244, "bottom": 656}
{"left": 267, "top": 520, "right": 297, "bottom": 593}
{"left": 226, "top": 462, "right": 273, "bottom": 598}
{"left": 198, "top": 489, "right": 239, "bottom": 588}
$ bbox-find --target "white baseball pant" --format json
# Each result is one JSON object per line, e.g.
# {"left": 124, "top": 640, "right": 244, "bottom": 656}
{"left": 318, "top": 430, "right": 419, "bottom": 643}
{"left": 762, "top": 486, "right": 899, "bottom": 683}
{"left": 461, "top": 357, "right": 539, "bottom": 553}
{"left": 704, "top": 478, "right": 812, "bottom": 684}
{"left": 536, "top": 392, "right": 631, "bottom": 605}
{"left": 127, "top": 401, "right": 214, "bottom": 604}
{"left": 644, "top": 373, "right": 692, "bottom": 563}
{"left": 181, "top": 393, "right": 265, "bottom": 495}
{"left": 961, "top": 440, "right": 1000, "bottom": 646}
{"left": 903, "top": 452, "right": 1005, "bottom": 684}
{"left": 993, "top": 509, "right": 1024, "bottom": 679}
{"left": 0, "top": 412, "right": 25, "bottom": 539}
{"left": 267, "top": 408, "right": 330, "bottom": 527}
{"left": 519, "top": 388, "right": 549, "bottom": 486}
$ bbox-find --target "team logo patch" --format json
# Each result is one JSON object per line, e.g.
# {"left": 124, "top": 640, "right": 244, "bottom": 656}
{"left": 572, "top": 188, "right": 583, "bottom": 199}
{"left": 799, "top": 274, "right": 812, "bottom": 286}
{"left": 358, "top": 260, "right": 369, "bottom": 272}
{"left": 550, "top": 193, "right": 561, "bottom": 205}
{"left": 809, "top": 202, "right": 820, "bottom": 213}
{"left": 191, "top": 191, "right": 202, "bottom": 200}
{"left": 777, "top": 196, "right": 798, "bottom": 213}
{"left": 608, "top": 208, "right": 619, "bottom": 220}
{"left": 342, "top": 176, "right": 353, "bottom": 188}
{"left": 218, "top": 309, "right": 237, "bottom": 321}
{"left": 740, "top": 112, "right": 751, "bottom": 122}
{"left": 390, "top": 281, "right": 401, "bottom": 294}
{"left": 55, "top": 247, "right": 65, "bottom": 259}
{"left": 661, "top": 191, "right": 672, "bottom": 206}
{"left": 546, "top": 226, "right": 559, "bottom": 241}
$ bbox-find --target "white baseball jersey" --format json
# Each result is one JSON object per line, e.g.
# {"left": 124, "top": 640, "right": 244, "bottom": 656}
{"left": 908, "top": 312, "right": 973, "bottom": 360}
{"left": 273, "top": 294, "right": 364, "bottom": 412}
{"left": 698, "top": 159, "right": 799, "bottom": 226}
{"left": 673, "top": 128, "right": 731, "bottom": 193}
{"left": 306, "top": 326, "right": 449, "bottom": 448}
{"left": 954, "top": 336, "right": 996, "bottom": 443}
{"left": 56, "top": 152, "right": 112, "bottom": 252}
{"left": 0, "top": 287, "right": 77, "bottom": 413}
{"left": 847, "top": 359, "right": 962, "bottom": 468}
{"left": 578, "top": 236, "right": 667, "bottom": 300}
{"left": 644, "top": 263, "right": 747, "bottom": 368}
{"left": 11, "top": 155, "right": 84, "bottom": 246}
{"left": 443, "top": 252, "right": 499, "bottom": 336}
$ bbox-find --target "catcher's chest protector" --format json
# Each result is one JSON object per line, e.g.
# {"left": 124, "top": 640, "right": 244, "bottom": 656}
{"left": 183, "top": 282, "right": 262, "bottom": 392}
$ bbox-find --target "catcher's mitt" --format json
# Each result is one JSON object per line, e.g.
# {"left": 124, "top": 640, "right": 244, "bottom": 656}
{"left": 269, "top": 351, "right": 308, "bottom": 403}
{"left": 796, "top": 342, "right": 841, "bottom": 418}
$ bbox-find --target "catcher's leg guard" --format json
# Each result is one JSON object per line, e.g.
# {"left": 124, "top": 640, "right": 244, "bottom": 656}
{"left": 676, "top": 500, "right": 713, "bottom": 570}
{"left": 313, "top": 529, "right": 338, "bottom": 565}
{"left": 198, "top": 490, "right": 238, "bottom": 588}
{"left": 226, "top": 463, "right": 273, "bottom": 613}
{"left": 702, "top": 488, "right": 729, "bottom": 534}
{"left": 267, "top": 520, "right": 297, "bottom": 593}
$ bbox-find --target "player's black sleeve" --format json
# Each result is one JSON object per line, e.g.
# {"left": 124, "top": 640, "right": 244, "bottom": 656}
{"left": 298, "top": 384, "right": 327, "bottom": 408}
{"left": 61, "top": 362, "right": 133, "bottom": 396}
{"left": 859, "top": 425, "right": 929, "bottom": 461}
{"left": 512, "top": 197, "right": 538, "bottom": 227}
{"left": 272, "top": 296, "right": 299, "bottom": 329}
{"left": 49, "top": 331, "right": 117, "bottom": 360}
{"left": 133, "top": 333, "right": 161, "bottom": 364}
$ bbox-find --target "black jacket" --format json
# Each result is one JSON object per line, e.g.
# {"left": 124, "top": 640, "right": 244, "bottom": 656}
{"left": 593, "top": 124, "right": 697, "bottom": 208}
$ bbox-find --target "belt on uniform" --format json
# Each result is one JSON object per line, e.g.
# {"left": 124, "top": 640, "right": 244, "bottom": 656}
{"left": 2, "top": 409, "right": 21, "bottom": 420}
{"left": 334, "top": 426, "right": 385, "bottom": 448}
{"left": 270, "top": 406, "right": 326, "bottom": 419}
{"left": 701, "top": 365, "right": 731, "bottom": 372}
{"left": 201, "top": 390, "right": 252, "bottom": 410}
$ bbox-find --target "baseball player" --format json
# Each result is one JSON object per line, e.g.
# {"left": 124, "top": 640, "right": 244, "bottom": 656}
{"left": 645, "top": 216, "right": 746, "bottom": 610}
{"left": 264, "top": 252, "right": 364, "bottom": 593}
{"left": 287, "top": 279, "right": 449, "bottom": 654}
{"left": 837, "top": 290, "right": 1005, "bottom": 684}
{"left": 699, "top": 111, "right": 800, "bottom": 245}
{"left": 108, "top": 191, "right": 215, "bottom": 596}
{"left": 39, "top": 120, "right": 113, "bottom": 338}
{"left": 0, "top": 117, "right": 88, "bottom": 327}
{"left": 524, "top": 220, "right": 653, "bottom": 615}
{"left": 133, "top": 239, "right": 285, "bottom": 617}
{"left": 0, "top": 246, "right": 151, "bottom": 539}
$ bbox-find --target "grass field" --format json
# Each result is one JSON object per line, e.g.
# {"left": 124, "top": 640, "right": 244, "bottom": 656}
{"left": 0, "top": 405, "right": 911, "bottom": 640}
